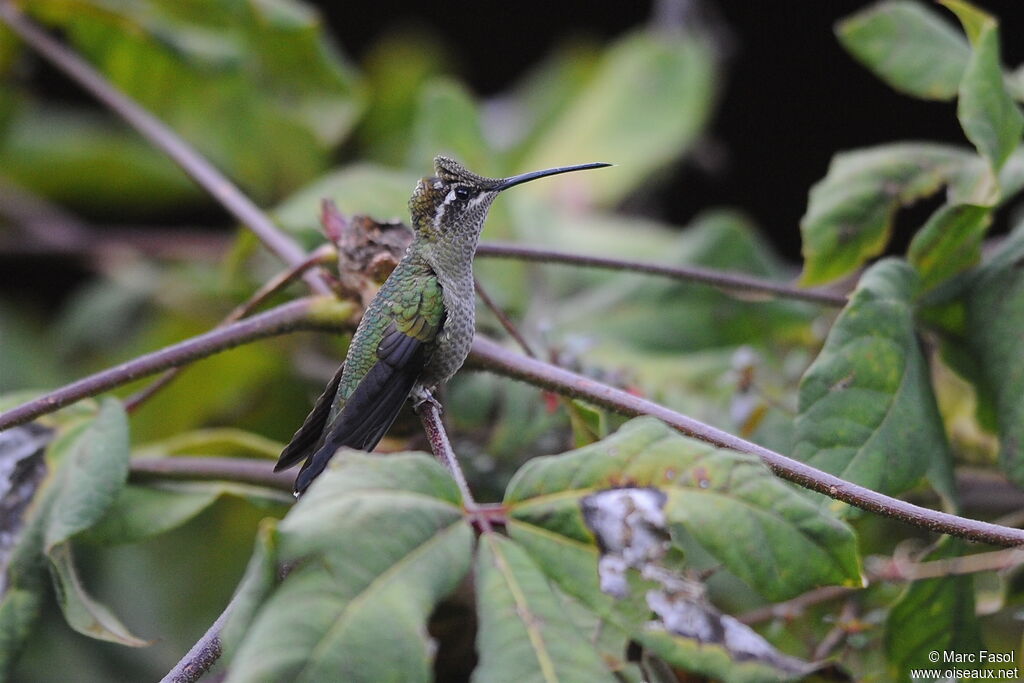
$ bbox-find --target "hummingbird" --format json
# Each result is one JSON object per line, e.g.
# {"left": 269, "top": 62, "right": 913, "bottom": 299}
{"left": 275, "top": 155, "right": 610, "bottom": 494}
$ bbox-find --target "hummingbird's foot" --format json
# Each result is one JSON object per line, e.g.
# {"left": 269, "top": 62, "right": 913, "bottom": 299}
{"left": 411, "top": 387, "right": 442, "bottom": 414}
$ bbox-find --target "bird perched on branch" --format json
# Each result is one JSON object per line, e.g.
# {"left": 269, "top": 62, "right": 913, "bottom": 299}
{"left": 275, "top": 155, "right": 610, "bottom": 494}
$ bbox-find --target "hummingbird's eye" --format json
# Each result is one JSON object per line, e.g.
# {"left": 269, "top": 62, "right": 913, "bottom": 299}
{"left": 454, "top": 187, "right": 471, "bottom": 201}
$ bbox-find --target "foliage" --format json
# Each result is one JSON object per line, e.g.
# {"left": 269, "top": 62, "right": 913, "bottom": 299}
{"left": 1, "top": 0, "right": 1024, "bottom": 681}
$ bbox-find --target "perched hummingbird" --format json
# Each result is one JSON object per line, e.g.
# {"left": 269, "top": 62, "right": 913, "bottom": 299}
{"left": 275, "top": 156, "right": 610, "bottom": 494}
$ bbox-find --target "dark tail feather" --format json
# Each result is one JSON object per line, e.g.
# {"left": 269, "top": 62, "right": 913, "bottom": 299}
{"left": 274, "top": 363, "right": 346, "bottom": 472}
{"left": 293, "top": 339, "right": 426, "bottom": 494}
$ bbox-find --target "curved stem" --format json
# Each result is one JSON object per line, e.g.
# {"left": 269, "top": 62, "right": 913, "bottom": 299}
{"left": 160, "top": 591, "right": 242, "bottom": 683}
{"left": 0, "top": 3, "right": 328, "bottom": 294}
{"left": 475, "top": 242, "right": 848, "bottom": 307}
{"left": 467, "top": 336, "right": 1024, "bottom": 547}
{"left": 0, "top": 297, "right": 355, "bottom": 431}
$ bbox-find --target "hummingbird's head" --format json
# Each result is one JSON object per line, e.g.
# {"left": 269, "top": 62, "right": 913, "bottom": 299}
{"left": 408, "top": 156, "right": 502, "bottom": 243}
{"left": 408, "top": 156, "right": 611, "bottom": 246}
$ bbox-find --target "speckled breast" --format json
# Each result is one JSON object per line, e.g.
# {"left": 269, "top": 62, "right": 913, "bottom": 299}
{"left": 419, "top": 273, "right": 475, "bottom": 388}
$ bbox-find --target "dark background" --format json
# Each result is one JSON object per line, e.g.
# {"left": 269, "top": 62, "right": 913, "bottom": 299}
{"left": 314, "top": 0, "right": 1024, "bottom": 260}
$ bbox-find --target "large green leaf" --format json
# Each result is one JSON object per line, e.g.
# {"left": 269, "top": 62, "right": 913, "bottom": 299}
{"left": 505, "top": 522, "right": 813, "bottom": 683}
{"left": 884, "top": 538, "right": 983, "bottom": 680}
{"left": 963, "top": 225, "right": 1024, "bottom": 485}
{"left": 800, "top": 143, "right": 974, "bottom": 285}
{"left": 83, "top": 481, "right": 289, "bottom": 546}
{"left": 942, "top": 0, "right": 1023, "bottom": 173}
{"left": 506, "top": 418, "right": 861, "bottom": 602}
{"left": 906, "top": 202, "right": 990, "bottom": 291}
{"left": 226, "top": 451, "right": 473, "bottom": 683}
{"left": 472, "top": 534, "right": 616, "bottom": 683}
{"left": 794, "top": 260, "right": 950, "bottom": 497}
{"left": 31, "top": 0, "right": 364, "bottom": 200}
{"left": 837, "top": 1, "right": 969, "bottom": 101}
{"left": 520, "top": 30, "right": 715, "bottom": 206}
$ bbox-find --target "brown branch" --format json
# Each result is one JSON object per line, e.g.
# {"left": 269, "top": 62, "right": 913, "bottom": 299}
{"left": 0, "top": 4, "right": 328, "bottom": 294}
{"left": 467, "top": 336, "right": 1024, "bottom": 547}
{"left": 160, "top": 590, "right": 242, "bottom": 683}
{"left": 0, "top": 297, "right": 355, "bottom": 431}
{"left": 475, "top": 242, "right": 849, "bottom": 307}
{"left": 418, "top": 401, "right": 493, "bottom": 533}
{"left": 130, "top": 457, "right": 292, "bottom": 492}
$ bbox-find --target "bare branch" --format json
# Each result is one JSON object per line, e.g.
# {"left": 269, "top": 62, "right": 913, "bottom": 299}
{"left": 0, "top": 297, "right": 355, "bottom": 431}
{"left": 475, "top": 242, "right": 849, "bottom": 307}
{"left": 160, "top": 592, "right": 242, "bottom": 683}
{"left": 467, "top": 336, "right": 1024, "bottom": 547}
{"left": 0, "top": 4, "right": 329, "bottom": 294}
{"left": 417, "top": 401, "right": 493, "bottom": 533}
{"left": 130, "top": 457, "right": 292, "bottom": 492}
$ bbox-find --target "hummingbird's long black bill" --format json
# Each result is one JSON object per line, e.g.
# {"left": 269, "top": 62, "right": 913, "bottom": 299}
{"left": 494, "top": 162, "right": 612, "bottom": 192}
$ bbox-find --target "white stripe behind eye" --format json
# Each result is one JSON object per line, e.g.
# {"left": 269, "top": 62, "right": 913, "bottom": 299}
{"left": 433, "top": 188, "right": 456, "bottom": 228}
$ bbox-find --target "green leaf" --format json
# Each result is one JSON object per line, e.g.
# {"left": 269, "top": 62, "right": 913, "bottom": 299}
{"left": 135, "top": 428, "right": 284, "bottom": 459}
{"left": 794, "top": 260, "right": 950, "bottom": 497}
{"left": 885, "top": 538, "right": 983, "bottom": 679}
{"left": 81, "top": 480, "right": 288, "bottom": 546}
{"left": 0, "top": 107, "right": 201, "bottom": 211}
{"left": 942, "top": 0, "right": 1024, "bottom": 172}
{"left": 837, "top": 1, "right": 970, "bottom": 100}
{"left": 227, "top": 452, "right": 473, "bottom": 683}
{"left": 963, "top": 225, "right": 1024, "bottom": 485}
{"left": 40, "top": 399, "right": 148, "bottom": 646}
{"left": 47, "top": 543, "right": 148, "bottom": 647}
{"left": 31, "top": 0, "right": 364, "bottom": 200}
{"left": 43, "top": 399, "right": 131, "bottom": 550}
{"left": 472, "top": 534, "right": 616, "bottom": 683}
{"left": 407, "top": 78, "right": 492, "bottom": 176}
{"left": 547, "top": 210, "right": 814, "bottom": 352}
{"left": 907, "top": 203, "right": 991, "bottom": 291}
{"left": 506, "top": 418, "right": 861, "bottom": 602}
{"left": 520, "top": 30, "right": 715, "bottom": 206}
{"left": 274, "top": 163, "right": 419, "bottom": 242}
{"left": 567, "top": 400, "right": 607, "bottom": 448}
{"left": 800, "top": 143, "right": 977, "bottom": 285}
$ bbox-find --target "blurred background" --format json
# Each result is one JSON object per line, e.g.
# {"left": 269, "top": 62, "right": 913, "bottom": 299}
{"left": 3, "top": 0, "right": 1024, "bottom": 679}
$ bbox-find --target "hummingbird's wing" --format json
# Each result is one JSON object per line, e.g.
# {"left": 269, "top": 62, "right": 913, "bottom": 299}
{"left": 291, "top": 276, "right": 445, "bottom": 494}
{"left": 273, "top": 362, "right": 346, "bottom": 472}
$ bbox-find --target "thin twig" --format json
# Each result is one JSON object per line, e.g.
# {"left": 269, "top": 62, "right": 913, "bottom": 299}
{"left": 467, "top": 336, "right": 1024, "bottom": 547}
{"left": 475, "top": 242, "right": 849, "bottom": 307}
{"left": 160, "top": 590, "right": 243, "bottom": 683}
{"left": 737, "top": 585, "right": 852, "bottom": 625}
{"left": 0, "top": 297, "right": 355, "bottom": 431}
{"left": 126, "top": 245, "right": 338, "bottom": 412}
{"left": 473, "top": 277, "right": 537, "bottom": 357}
{"left": 868, "top": 546, "right": 1024, "bottom": 581}
{"left": 417, "top": 401, "right": 493, "bottom": 533}
{"left": 0, "top": 4, "right": 328, "bottom": 294}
